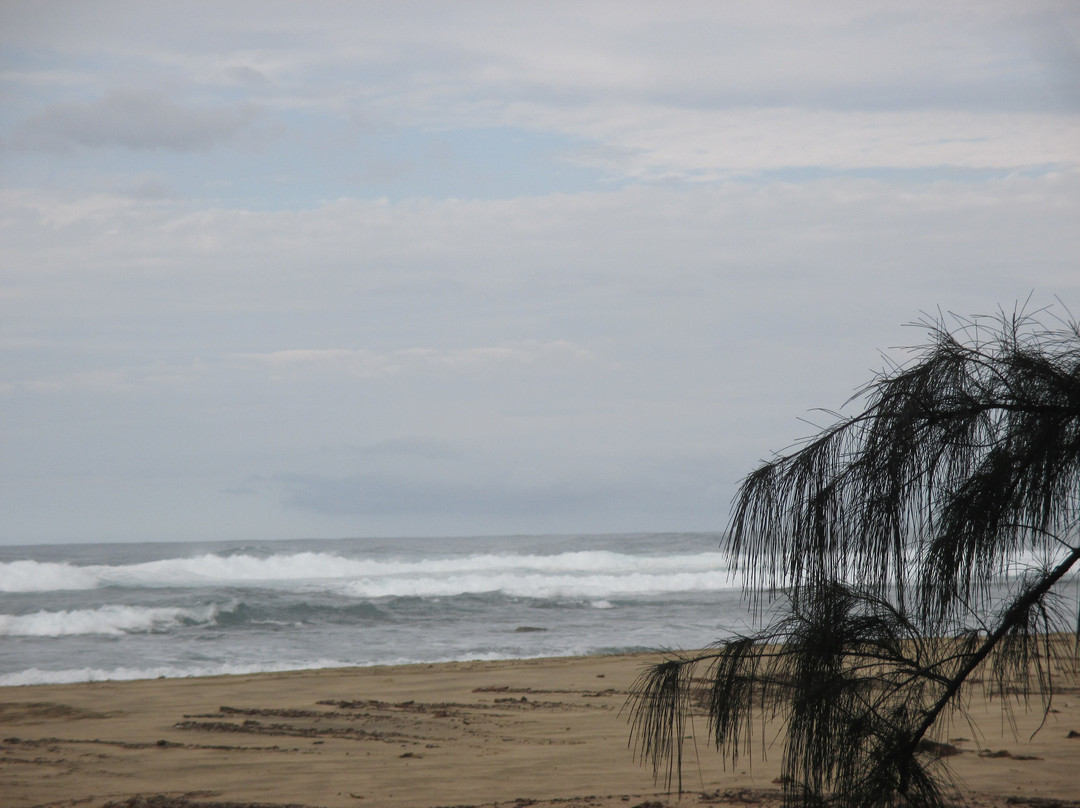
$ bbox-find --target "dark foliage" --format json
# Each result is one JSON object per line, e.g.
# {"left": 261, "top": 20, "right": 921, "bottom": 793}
{"left": 628, "top": 308, "right": 1080, "bottom": 807}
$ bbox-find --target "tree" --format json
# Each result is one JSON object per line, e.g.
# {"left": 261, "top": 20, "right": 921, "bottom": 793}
{"left": 628, "top": 307, "right": 1080, "bottom": 807}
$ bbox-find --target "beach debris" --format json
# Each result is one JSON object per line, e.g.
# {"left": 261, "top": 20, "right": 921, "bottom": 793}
{"left": 978, "top": 748, "right": 1042, "bottom": 760}
{"left": 0, "top": 701, "right": 111, "bottom": 723}
{"left": 174, "top": 718, "right": 414, "bottom": 744}
{"left": 101, "top": 797, "right": 306, "bottom": 808}
{"left": 915, "top": 739, "right": 962, "bottom": 757}
{"left": 217, "top": 705, "right": 326, "bottom": 718}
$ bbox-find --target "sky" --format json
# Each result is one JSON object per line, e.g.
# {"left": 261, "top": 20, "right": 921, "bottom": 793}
{"left": 1, "top": 2, "right": 1078, "bottom": 545}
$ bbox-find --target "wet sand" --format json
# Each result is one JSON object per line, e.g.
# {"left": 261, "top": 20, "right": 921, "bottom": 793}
{"left": 2, "top": 652, "right": 1079, "bottom": 808}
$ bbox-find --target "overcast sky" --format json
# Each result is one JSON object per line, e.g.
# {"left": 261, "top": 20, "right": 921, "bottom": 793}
{"left": 2, "top": 2, "right": 1078, "bottom": 545}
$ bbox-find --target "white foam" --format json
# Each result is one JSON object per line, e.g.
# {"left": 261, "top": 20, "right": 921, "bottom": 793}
{"left": 0, "top": 658, "right": 343, "bottom": 686}
{"left": 0, "top": 549, "right": 739, "bottom": 595}
{"left": 0, "top": 603, "right": 225, "bottom": 637}
{"left": 0, "top": 652, "right": 546, "bottom": 686}
{"left": 0, "top": 559, "right": 101, "bottom": 592}
{"left": 339, "top": 568, "right": 736, "bottom": 599}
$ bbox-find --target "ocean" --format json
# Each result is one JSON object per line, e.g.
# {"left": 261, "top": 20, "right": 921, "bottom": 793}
{"left": 0, "top": 532, "right": 755, "bottom": 686}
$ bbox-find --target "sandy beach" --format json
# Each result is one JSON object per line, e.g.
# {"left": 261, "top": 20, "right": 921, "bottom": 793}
{"left": 2, "top": 652, "right": 1079, "bottom": 808}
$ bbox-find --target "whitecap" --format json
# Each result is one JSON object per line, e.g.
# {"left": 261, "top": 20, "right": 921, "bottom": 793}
{"left": 0, "top": 559, "right": 101, "bottom": 592}
{"left": 0, "top": 603, "right": 226, "bottom": 637}
{"left": 0, "top": 549, "right": 740, "bottom": 594}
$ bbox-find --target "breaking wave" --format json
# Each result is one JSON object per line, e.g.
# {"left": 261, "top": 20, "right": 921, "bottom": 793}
{"left": 0, "top": 602, "right": 229, "bottom": 637}
{"left": 0, "top": 549, "right": 737, "bottom": 599}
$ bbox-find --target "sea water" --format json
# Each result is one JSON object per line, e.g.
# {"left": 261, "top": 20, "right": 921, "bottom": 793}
{"left": 0, "top": 532, "right": 757, "bottom": 686}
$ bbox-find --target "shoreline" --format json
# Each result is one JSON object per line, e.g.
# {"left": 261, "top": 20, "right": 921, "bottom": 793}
{"left": 0, "top": 648, "right": 654, "bottom": 689}
{"left": 2, "top": 651, "right": 1078, "bottom": 808}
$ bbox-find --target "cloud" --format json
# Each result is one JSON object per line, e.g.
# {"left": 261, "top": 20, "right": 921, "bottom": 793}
{"left": 0, "top": 335, "right": 597, "bottom": 399}
{"left": 262, "top": 471, "right": 626, "bottom": 518}
{"left": 0, "top": 369, "right": 133, "bottom": 396}
{"left": 221, "top": 65, "right": 271, "bottom": 87}
{"left": 513, "top": 106, "right": 1080, "bottom": 178}
{"left": 254, "top": 446, "right": 728, "bottom": 530}
{"left": 352, "top": 436, "right": 464, "bottom": 461}
{"left": 11, "top": 89, "right": 260, "bottom": 152}
{"left": 2, "top": 1, "right": 1078, "bottom": 542}
{"left": 0, "top": 360, "right": 215, "bottom": 396}
{"left": 232, "top": 343, "right": 594, "bottom": 380}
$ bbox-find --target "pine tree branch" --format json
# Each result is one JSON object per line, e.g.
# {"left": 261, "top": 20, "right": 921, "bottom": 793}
{"left": 909, "top": 546, "right": 1080, "bottom": 752}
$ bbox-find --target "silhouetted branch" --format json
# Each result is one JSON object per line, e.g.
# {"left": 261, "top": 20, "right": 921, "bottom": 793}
{"left": 629, "top": 306, "right": 1080, "bottom": 807}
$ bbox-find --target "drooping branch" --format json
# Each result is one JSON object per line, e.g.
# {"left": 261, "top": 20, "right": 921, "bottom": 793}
{"left": 628, "top": 307, "right": 1080, "bottom": 808}
{"left": 909, "top": 545, "right": 1080, "bottom": 751}
{"left": 727, "top": 310, "right": 1080, "bottom": 622}
{"left": 626, "top": 656, "right": 695, "bottom": 793}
